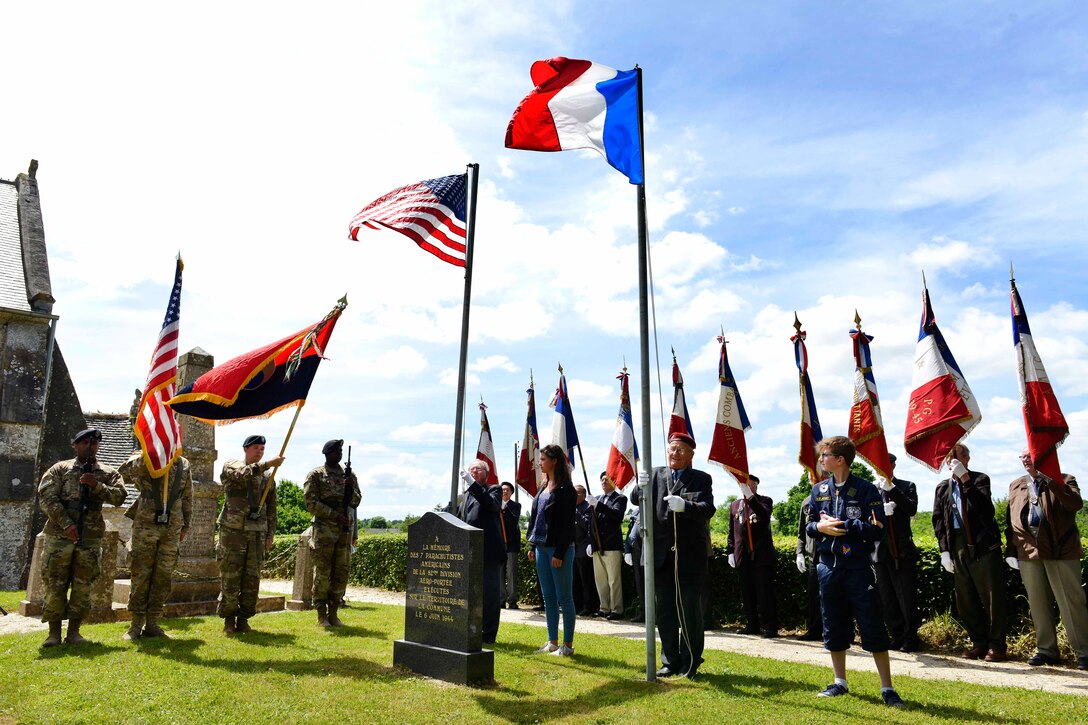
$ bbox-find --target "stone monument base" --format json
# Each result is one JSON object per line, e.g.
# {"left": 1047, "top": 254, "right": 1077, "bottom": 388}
{"left": 393, "top": 639, "right": 494, "bottom": 686}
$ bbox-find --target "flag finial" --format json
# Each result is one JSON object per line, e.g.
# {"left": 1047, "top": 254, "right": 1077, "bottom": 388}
{"left": 854, "top": 309, "right": 863, "bottom": 331}
{"left": 921, "top": 270, "right": 927, "bottom": 289}
{"left": 557, "top": 362, "right": 564, "bottom": 374}
{"left": 529, "top": 368, "right": 534, "bottom": 387}
{"left": 1010, "top": 262, "right": 1016, "bottom": 283}
{"left": 793, "top": 312, "right": 802, "bottom": 335}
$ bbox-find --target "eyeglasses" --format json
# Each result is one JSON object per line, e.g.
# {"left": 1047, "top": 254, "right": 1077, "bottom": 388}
{"left": 818, "top": 452, "right": 841, "bottom": 459}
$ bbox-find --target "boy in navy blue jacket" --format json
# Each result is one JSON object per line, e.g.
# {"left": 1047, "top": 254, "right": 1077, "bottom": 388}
{"left": 807, "top": 436, "right": 904, "bottom": 708}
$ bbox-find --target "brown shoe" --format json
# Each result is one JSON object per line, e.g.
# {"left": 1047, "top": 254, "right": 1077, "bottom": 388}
{"left": 64, "top": 618, "right": 87, "bottom": 645}
{"left": 235, "top": 617, "right": 253, "bottom": 634}
{"left": 984, "top": 648, "right": 1007, "bottom": 663}
{"left": 42, "top": 620, "right": 63, "bottom": 648}
{"left": 961, "top": 645, "right": 986, "bottom": 660}
{"left": 223, "top": 616, "right": 237, "bottom": 635}
{"left": 123, "top": 615, "right": 145, "bottom": 641}
{"left": 143, "top": 615, "right": 169, "bottom": 638}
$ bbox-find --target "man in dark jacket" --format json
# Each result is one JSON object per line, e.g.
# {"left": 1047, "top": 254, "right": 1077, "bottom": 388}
{"left": 499, "top": 482, "right": 522, "bottom": 609}
{"left": 623, "top": 508, "right": 644, "bottom": 622}
{"left": 572, "top": 485, "right": 600, "bottom": 616}
{"left": 1005, "top": 450, "right": 1088, "bottom": 669}
{"left": 458, "top": 459, "right": 504, "bottom": 644}
{"left": 726, "top": 474, "right": 777, "bottom": 637}
{"left": 795, "top": 494, "right": 822, "bottom": 640}
{"left": 932, "top": 443, "right": 1007, "bottom": 662}
{"left": 874, "top": 453, "right": 920, "bottom": 652}
{"left": 589, "top": 471, "right": 628, "bottom": 620}
{"left": 630, "top": 431, "right": 715, "bottom": 679}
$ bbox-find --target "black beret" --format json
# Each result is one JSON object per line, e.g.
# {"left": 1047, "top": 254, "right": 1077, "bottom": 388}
{"left": 668, "top": 431, "right": 696, "bottom": 449}
{"left": 888, "top": 453, "right": 897, "bottom": 463}
{"left": 243, "top": 435, "right": 266, "bottom": 448}
{"left": 747, "top": 474, "right": 760, "bottom": 485}
{"left": 322, "top": 439, "right": 344, "bottom": 454}
{"left": 72, "top": 428, "right": 102, "bottom": 444}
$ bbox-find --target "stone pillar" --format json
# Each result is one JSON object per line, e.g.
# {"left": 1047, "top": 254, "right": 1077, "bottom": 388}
{"left": 18, "top": 532, "right": 45, "bottom": 617}
{"left": 286, "top": 529, "right": 313, "bottom": 611}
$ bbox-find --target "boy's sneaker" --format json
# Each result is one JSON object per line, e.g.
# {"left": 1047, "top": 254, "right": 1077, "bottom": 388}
{"left": 534, "top": 642, "right": 559, "bottom": 654}
{"left": 882, "top": 689, "right": 906, "bottom": 708}
{"left": 817, "top": 683, "right": 848, "bottom": 698}
{"left": 550, "top": 645, "right": 574, "bottom": 657}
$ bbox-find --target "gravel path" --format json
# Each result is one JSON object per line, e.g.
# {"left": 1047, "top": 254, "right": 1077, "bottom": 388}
{"left": 6, "top": 581, "right": 1086, "bottom": 697}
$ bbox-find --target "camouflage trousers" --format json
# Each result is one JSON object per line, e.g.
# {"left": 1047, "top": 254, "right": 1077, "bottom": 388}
{"left": 310, "top": 524, "right": 351, "bottom": 605}
{"left": 128, "top": 522, "right": 181, "bottom": 616}
{"left": 40, "top": 535, "right": 101, "bottom": 622}
{"left": 217, "top": 528, "right": 264, "bottom": 619}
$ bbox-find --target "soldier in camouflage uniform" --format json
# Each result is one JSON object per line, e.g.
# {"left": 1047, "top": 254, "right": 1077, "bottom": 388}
{"left": 303, "top": 439, "right": 361, "bottom": 627}
{"left": 37, "top": 428, "right": 127, "bottom": 647}
{"left": 217, "top": 434, "right": 282, "bottom": 635}
{"left": 119, "top": 453, "right": 194, "bottom": 640}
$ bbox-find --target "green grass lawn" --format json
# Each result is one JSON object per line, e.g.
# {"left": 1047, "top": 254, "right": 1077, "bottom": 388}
{"left": 1, "top": 602, "right": 1084, "bottom": 724}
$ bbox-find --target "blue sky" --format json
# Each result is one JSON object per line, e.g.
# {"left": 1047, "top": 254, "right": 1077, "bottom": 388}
{"left": 3, "top": 2, "right": 1087, "bottom": 519}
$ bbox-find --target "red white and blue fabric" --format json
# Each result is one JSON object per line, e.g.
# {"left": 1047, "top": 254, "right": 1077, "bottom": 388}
{"left": 792, "top": 327, "right": 824, "bottom": 485}
{"left": 348, "top": 174, "right": 467, "bottom": 267}
{"left": 605, "top": 370, "right": 640, "bottom": 490}
{"left": 904, "top": 286, "right": 981, "bottom": 471}
{"left": 708, "top": 338, "right": 750, "bottom": 484}
{"left": 549, "top": 372, "right": 581, "bottom": 467}
{"left": 505, "top": 57, "right": 643, "bottom": 185}
{"left": 134, "top": 257, "right": 184, "bottom": 476}
{"left": 516, "top": 383, "right": 541, "bottom": 497}
{"left": 475, "top": 401, "right": 500, "bottom": 485}
{"left": 668, "top": 355, "right": 695, "bottom": 444}
{"left": 1012, "top": 278, "right": 1069, "bottom": 482}
{"left": 848, "top": 328, "right": 892, "bottom": 481}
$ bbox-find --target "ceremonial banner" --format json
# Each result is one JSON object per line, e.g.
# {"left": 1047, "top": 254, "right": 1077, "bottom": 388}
{"left": 516, "top": 379, "right": 541, "bottom": 497}
{"left": 1012, "top": 276, "right": 1069, "bottom": 481}
{"left": 475, "top": 401, "right": 500, "bottom": 485}
{"left": 169, "top": 298, "right": 346, "bottom": 423}
{"left": 668, "top": 353, "right": 695, "bottom": 444}
{"left": 708, "top": 337, "right": 750, "bottom": 483}
{"left": 847, "top": 320, "right": 892, "bottom": 481}
{"left": 904, "top": 285, "right": 981, "bottom": 471}
{"left": 605, "top": 369, "right": 640, "bottom": 489}
{"left": 134, "top": 256, "right": 184, "bottom": 475}
{"left": 506, "top": 57, "right": 643, "bottom": 184}
{"left": 549, "top": 369, "right": 581, "bottom": 466}
{"left": 349, "top": 174, "right": 468, "bottom": 267}
{"left": 791, "top": 318, "right": 824, "bottom": 484}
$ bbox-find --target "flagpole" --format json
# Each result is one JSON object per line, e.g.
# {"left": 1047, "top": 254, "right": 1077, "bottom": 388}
{"left": 449, "top": 163, "right": 480, "bottom": 511}
{"left": 634, "top": 64, "right": 657, "bottom": 683}
{"left": 257, "top": 399, "right": 304, "bottom": 508}
{"left": 513, "top": 441, "right": 520, "bottom": 502}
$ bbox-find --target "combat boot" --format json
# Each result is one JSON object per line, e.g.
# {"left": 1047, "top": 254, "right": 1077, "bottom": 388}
{"left": 123, "top": 615, "right": 145, "bottom": 641}
{"left": 328, "top": 604, "right": 344, "bottom": 627}
{"left": 223, "top": 616, "right": 237, "bottom": 635}
{"left": 64, "top": 618, "right": 87, "bottom": 644}
{"left": 143, "top": 615, "right": 169, "bottom": 638}
{"left": 235, "top": 617, "right": 253, "bottom": 634}
{"left": 41, "top": 620, "right": 63, "bottom": 648}
{"left": 316, "top": 602, "right": 331, "bottom": 628}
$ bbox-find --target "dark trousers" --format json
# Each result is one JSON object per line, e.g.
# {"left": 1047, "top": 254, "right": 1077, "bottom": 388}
{"left": 805, "top": 560, "right": 822, "bottom": 635}
{"left": 482, "top": 561, "right": 503, "bottom": 643}
{"left": 875, "top": 555, "right": 919, "bottom": 646}
{"left": 951, "top": 538, "right": 1007, "bottom": 650}
{"left": 573, "top": 557, "right": 599, "bottom": 614}
{"left": 502, "top": 551, "right": 519, "bottom": 605}
{"left": 631, "top": 553, "right": 645, "bottom": 618}
{"left": 655, "top": 570, "right": 705, "bottom": 674}
{"left": 739, "top": 561, "right": 778, "bottom": 633}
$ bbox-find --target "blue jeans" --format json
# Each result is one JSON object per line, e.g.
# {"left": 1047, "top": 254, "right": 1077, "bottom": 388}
{"left": 535, "top": 544, "right": 576, "bottom": 644}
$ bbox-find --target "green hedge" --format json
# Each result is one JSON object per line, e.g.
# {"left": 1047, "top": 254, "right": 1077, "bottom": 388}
{"left": 264, "top": 532, "right": 1088, "bottom": 635}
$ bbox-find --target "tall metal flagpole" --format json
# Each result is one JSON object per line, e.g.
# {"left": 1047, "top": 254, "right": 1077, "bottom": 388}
{"left": 449, "top": 163, "right": 480, "bottom": 511}
{"left": 635, "top": 65, "right": 657, "bottom": 683}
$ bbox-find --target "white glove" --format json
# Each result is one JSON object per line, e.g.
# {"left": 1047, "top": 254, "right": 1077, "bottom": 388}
{"left": 665, "top": 494, "right": 686, "bottom": 512}
{"left": 949, "top": 459, "right": 968, "bottom": 481}
{"left": 585, "top": 494, "right": 598, "bottom": 507}
{"left": 940, "top": 551, "right": 955, "bottom": 574}
{"left": 728, "top": 553, "right": 736, "bottom": 568}
{"left": 796, "top": 552, "right": 807, "bottom": 573}
{"left": 739, "top": 483, "right": 753, "bottom": 499}
{"left": 638, "top": 469, "right": 650, "bottom": 488}
{"left": 883, "top": 501, "right": 896, "bottom": 516}
{"left": 586, "top": 544, "right": 594, "bottom": 557}
{"left": 624, "top": 553, "right": 633, "bottom": 566}
{"left": 1006, "top": 557, "right": 1020, "bottom": 570}
{"left": 501, "top": 499, "right": 507, "bottom": 509}
{"left": 459, "top": 469, "right": 472, "bottom": 490}
{"left": 878, "top": 477, "right": 894, "bottom": 492}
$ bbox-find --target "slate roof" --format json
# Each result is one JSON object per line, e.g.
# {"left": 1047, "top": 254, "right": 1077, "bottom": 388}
{"left": 0, "top": 180, "right": 30, "bottom": 312}
{"left": 84, "top": 412, "right": 140, "bottom": 506}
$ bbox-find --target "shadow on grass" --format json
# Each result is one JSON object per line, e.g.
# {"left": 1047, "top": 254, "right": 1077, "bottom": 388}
{"left": 325, "top": 625, "right": 382, "bottom": 639}
{"left": 37, "top": 640, "right": 125, "bottom": 660}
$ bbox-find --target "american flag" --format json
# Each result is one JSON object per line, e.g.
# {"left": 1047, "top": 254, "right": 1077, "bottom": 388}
{"left": 348, "top": 174, "right": 468, "bottom": 267}
{"left": 135, "top": 257, "right": 183, "bottom": 476}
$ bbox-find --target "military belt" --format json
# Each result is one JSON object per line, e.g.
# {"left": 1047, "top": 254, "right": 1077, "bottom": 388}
{"left": 64, "top": 501, "right": 101, "bottom": 514}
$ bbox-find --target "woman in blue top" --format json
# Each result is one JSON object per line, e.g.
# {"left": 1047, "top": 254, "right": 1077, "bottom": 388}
{"left": 527, "top": 444, "right": 578, "bottom": 656}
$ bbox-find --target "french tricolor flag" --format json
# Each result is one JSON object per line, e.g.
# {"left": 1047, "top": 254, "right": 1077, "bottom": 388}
{"left": 792, "top": 318, "right": 824, "bottom": 485}
{"left": 1012, "top": 275, "right": 1068, "bottom": 481}
{"left": 668, "top": 352, "right": 695, "bottom": 444}
{"left": 475, "top": 401, "right": 500, "bottom": 485}
{"left": 847, "top": 323, "right": 893, "bottom": 481}
{"left": 505, "top": 57, "right": 643, "bottom": 184}
{"left": 708, "top": 337, "right": 750, "bottom": 484}
{"left": 550, "top": 368, "right": 581, "bottom": 467}
{"left": 605, "top": 370, "right": 640, "bottom": 490}
{"left": 903, "top": 284, "right": 981, "bottom": 471}
{"left": 516, "top": 380, "right": 541, "bottom": 497}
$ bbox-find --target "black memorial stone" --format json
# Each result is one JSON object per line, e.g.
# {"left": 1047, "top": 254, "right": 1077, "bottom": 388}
{"left": 393, "top": 511, "right": 494, "bottom": 685}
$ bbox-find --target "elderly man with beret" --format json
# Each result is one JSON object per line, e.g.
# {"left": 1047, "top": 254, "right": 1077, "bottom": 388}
{"left": 304, "top": 439, "right": 361, "bottom": 628}
{"left": 37, "top": 428, "right": 127, "bottom": 647}
{"left": 217, "top": 434, "right": 284, "bottom": 635}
